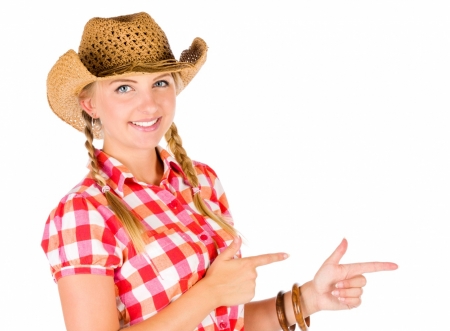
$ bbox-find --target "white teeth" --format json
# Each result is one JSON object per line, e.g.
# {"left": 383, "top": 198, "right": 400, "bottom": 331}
{"left": 132, "top": 119, "right": 158, "bottom": 127}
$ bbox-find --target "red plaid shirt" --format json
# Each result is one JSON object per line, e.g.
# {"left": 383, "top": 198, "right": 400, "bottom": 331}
{"left": 41, "top": 148, "right": 244, "bottom": 330}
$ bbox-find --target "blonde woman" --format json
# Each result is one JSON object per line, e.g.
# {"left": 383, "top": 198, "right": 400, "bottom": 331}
{"left": 41, "top": 12, "right": 397, "bottom": 331}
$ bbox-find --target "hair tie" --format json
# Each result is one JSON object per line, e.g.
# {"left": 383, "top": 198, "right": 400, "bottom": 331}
{"left": 102, "top": 185, "right": 111, "bottom": 193}
{"left": 192, "top": 186, "right": 201, "bottom": 195}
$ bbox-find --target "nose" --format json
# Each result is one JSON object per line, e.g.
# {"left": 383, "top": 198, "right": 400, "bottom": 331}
{"left": 138, "top": 89, "right": 158, "bottom": 114}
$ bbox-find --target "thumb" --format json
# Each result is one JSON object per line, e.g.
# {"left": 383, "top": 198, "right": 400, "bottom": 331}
{"left": 323, "top": 238, "right": 348, "bottom": 265}
{"left": 216, "top": 237, "right": 242, "bottom": 261}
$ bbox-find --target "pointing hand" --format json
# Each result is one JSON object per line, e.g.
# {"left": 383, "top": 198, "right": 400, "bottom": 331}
{"left": 308, "top": 238, "right": 398, "bottom": 312}
{"left": 203, "top": 236, "right": 289, "bottom": 307}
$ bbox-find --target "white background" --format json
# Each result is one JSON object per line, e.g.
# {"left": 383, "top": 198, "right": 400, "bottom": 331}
{"left": 1, "top": 1, "right": 449, "bottom": 330}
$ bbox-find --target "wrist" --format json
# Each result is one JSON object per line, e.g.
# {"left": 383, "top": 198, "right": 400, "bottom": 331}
{"left": 299, "top": 281, "right": 320, "bottom": 317}
{"left": 281, "top": 282, "right": 317, "bottom": 327}
{"left": 282, "top": 290, "right": 296, "bottom": 327}
{"left": 280, "top": 282, "right": 316, "bottom": 330}
{"left": 189, "top": 278, "right": 221, "bottom": 311}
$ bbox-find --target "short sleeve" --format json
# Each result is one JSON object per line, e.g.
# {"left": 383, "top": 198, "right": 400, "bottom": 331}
{"left": 41, "top": 194, "right": 123, "bottom": 282}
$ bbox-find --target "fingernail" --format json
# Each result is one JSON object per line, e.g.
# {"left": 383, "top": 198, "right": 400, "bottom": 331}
{"left": 335, "top": 282, "right": 343, "bottom": 288}
{"left": 338, "top": 297, "right": 345, "bottom": 302}
{"left": 283, "top": 253, "right": 290, "bottom": 259}
{"left": 331, "top": 290, "right": 339, "bottom": 297}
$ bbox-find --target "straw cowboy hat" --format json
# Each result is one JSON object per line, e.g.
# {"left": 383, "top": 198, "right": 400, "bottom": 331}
{"left": 47, "top": 12, "right": 207, "bottom": 138}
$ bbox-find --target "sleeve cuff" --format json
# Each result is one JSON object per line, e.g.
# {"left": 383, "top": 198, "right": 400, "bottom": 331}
{"left": 53, "top": 265, "right": 114, "bottom": 282}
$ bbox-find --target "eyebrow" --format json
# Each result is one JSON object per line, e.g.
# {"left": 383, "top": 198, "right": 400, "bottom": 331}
{"left": 108, "top": 73, "right": 172, "bottom": 85}
{"left": 154, "top": 73, "right": 172, "bottom": 80}
{"left": 108, "top": 78, "right": 137, "bottom": 85}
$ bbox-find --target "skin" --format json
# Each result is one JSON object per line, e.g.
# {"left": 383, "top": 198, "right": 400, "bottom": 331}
{"left": 63, "top": 72, "right": 399, "bottom": 331}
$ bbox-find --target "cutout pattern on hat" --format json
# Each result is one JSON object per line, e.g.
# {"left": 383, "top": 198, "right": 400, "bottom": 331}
{"left": 79, "top": 13, "right": 175, "bottom": 76}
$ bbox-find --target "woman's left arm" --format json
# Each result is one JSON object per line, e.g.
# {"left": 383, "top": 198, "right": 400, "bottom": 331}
{"left": 244, "top": 238, "right": 398, "bottom": 331}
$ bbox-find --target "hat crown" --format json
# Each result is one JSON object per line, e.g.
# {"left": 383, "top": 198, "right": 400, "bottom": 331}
{"left": 78, "top": 12, "right": 175, "bottom": 76}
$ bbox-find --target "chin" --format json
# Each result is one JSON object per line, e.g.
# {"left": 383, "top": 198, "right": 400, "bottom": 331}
{"left": 131, "top": 139, "right": 163, "bottom": 151}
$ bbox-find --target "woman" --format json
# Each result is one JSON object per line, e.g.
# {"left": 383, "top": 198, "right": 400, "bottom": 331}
{"left": 41, "top": 12, "right": 397, "bottom": 331}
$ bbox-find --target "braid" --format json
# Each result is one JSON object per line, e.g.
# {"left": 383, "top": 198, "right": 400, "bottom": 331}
{"left": 165, "top": 123, "right": 237, "bottom": 236}
{"left": 82, "top": 111, "right": 147, "bottom": 253}
{"left": 83, "top": 112, "right": 107, "bottom": 186}
{"left": 164, "top": 122, "right": 199, "bottom": 187}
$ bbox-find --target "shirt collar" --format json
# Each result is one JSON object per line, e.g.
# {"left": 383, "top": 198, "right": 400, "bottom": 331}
{"left": 90, "top": 147, "right": 189, "bottom": 196}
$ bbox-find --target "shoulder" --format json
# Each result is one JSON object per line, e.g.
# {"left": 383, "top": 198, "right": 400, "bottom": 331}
{"left": 52, "top": 175, "right": 107, "bottom": 211}
{"left": 192, "top": 160, "right": 220, "bottom": 180}
{"left": 66, "top": 175, "right": 104, "bottom": 199}
{"left": 191, "top": 160, "right": 226, "bottom": 192}
{"left": 191, "top": 160, "right": 231, "bottom": 206}
{"left": 44, "top": 175, "right": 113, "bottom": 235}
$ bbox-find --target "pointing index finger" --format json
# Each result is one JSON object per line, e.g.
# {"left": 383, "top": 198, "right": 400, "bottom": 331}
{"left": 243, "top": 252, "right": 289, "bottom": 268}
{"left": 344, "top": 262, "right": 398, "bottom": 279}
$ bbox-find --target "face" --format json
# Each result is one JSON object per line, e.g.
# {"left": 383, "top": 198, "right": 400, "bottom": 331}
{"left": 81, "top": 73, "right": 176, "bottom": 156}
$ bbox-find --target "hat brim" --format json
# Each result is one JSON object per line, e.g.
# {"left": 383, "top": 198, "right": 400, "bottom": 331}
{"left": 47, "top": 37, "right": 207, "bottom": 139}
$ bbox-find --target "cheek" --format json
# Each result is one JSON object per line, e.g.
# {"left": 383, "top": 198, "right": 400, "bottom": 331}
{"left": 160, "top": 95, "right": 176, "bottom": 117}
{"left": 97, "top": 103, "right": 127, "bottom": 131}
{"left": 161, "top": 100, "right": 176, "bottom": 133}
{"left": 168, "top": 99, "right": 176, "bottom": 117}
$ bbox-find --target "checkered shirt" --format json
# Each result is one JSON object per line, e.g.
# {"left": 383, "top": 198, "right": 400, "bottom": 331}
{"left": 41, "top": 147, "right": 244, "bottom": 330}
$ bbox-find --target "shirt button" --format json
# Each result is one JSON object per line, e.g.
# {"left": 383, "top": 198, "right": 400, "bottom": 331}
{"left": 219, "top": 322, "right": 227, "bottom": 329}
{"left": 167, "top": 201, "right": 178, "bottom": 210}
{"left": 200, "top": 234, "right": 208, "bottom": 241}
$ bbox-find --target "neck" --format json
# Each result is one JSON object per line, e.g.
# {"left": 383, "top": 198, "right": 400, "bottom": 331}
{"left": 102, "top": 146, "right": 164, "bottom": 186}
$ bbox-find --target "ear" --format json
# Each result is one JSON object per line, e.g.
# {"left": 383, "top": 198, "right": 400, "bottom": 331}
{"left": 79, "top": 98, "right": 97, "bottom": 118}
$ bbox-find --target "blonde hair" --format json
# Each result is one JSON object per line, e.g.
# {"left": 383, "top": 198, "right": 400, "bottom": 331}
{"left": 79, "top": 73, "right": 236, "bottom": 253}
{"left": 164, "top": 122, "right": 237, "bottom": 237}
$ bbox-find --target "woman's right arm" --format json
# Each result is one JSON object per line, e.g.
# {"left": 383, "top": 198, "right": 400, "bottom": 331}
{"left": 58, "top": 273, "right": 217, "bottom": 331}
{"left": 58, "top": 237, "right": 288, "bottom": 331}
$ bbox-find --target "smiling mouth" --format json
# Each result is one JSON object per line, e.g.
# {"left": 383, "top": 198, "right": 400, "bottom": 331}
{"left": 131, "top": 118, "right": 160, "bottom": 127}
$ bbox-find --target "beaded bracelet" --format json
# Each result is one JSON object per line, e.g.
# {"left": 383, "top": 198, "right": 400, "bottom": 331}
{"left": 291, "top": 283, "right": 311, "bottom": 331}
{"left": 276, "top": 291, "right": 296, "bottom": 331}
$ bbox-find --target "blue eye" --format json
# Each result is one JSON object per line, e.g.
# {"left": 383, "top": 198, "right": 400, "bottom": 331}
{"left": 117, "top": 85, "right": 132, "bottom": 93}
{"left": 154, "top": 80, "right": 168, "bottom": 87}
